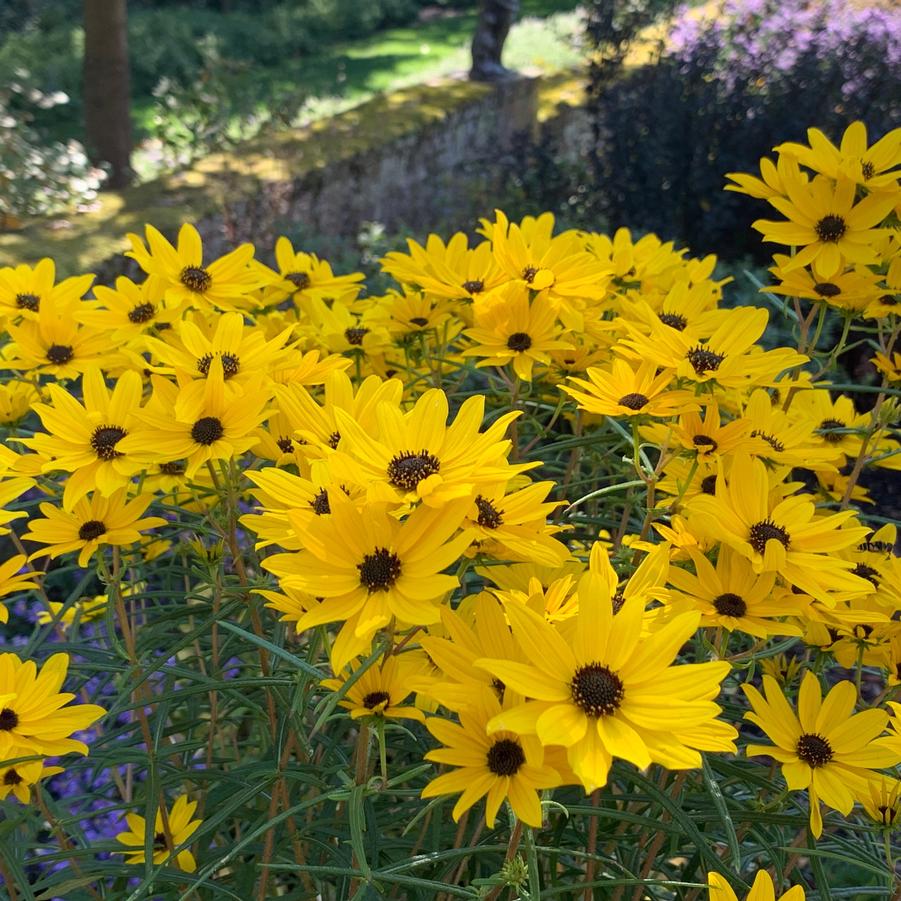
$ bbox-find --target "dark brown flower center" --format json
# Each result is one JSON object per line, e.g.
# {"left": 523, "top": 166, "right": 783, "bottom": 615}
{"left": 344, "top": 327, "right": 369, "bottom": 346}
{"left": 0, "top": 708, "right": 19, "bottom": 731}
{"left": 749, "top": 519, "right": 791, "bottom": 554}
{"left": 285, "top": 271, "right": 311, "bottom": 290}
{"left": 700, "top": 474, "right": 717, "bottom": 495}
{"left": 90, "top": 425, "right": 127, "bottom": 460}
{"left": 712, "top": 592, "right": 746, "bottom": 617}
{"left": 16, "top": 293, "right": 40, "bottom": 312}
{"left": 191, "top": 416, "right": 224, "bottom": 445}
{"left": 180, "top": 266, "right": 212, "bottom": 293}
{"left": 486, "top": 738, "right": 526, "bottom": 776}
{"left": 618, "top": 392, "right": 649, "bottom": 410}
{"left": 522, "top": 266, "right": 538, "bottom": 283}
{"left": 462, "top": 279, "right": 484, "bottom": 294}
{"left": 658, "top": 312, "right": 687, "bottom": 330}
{"left": 686, "top": 346, "right": 725, "bottom": 375}
{"left": 861, "top": 161, "right": 875, "bottom": 180}
{"left": 327, "top": 431, "right": 341, "bottom": 449}
{"left": 310, "top": 489, "right": 331, "bottom": 516}
{"left": 507, "top": 332, "right": 532, "bottom": 352}
{"left": 570, "top": 663, "right": 624, "bottom": 717}
{"left": 858, "top": 539, "right": 893, "bottom": 554}
{"left": 154, "top": 832, "right": 168, "bottom": 850}
{"left": 852, "top": 562, "right": 880, "bottom": 588}
{"left": 409, "top": 317, "right": 429, "bottom": 327}
{"left": 475, "top": 495, "right": 504, "bottom": 529}
{"left": 276, "top": 436, "right": 294, "bottom": 454}
{"left": 817, "top": 418, "right": 846, "bottom": 443}
{"left": 814, "top": 215, "right": 847, "bottom": 243}
{"left": 46, "top": 343, "right": 73, "bottom": 365}
{"left": 362, "top": 690, "right": 391, "bottom": 711}
{"left": 796, "top": 732, "right": 833, "bottom": 767}
{"left": 693, "top": 434, "right": 718, "bottom": 452}
{"left": 612, "top": 591, "right": 625, "bottom": 614}
{"left": 128, "top": 302, "right": 156, "bottom": 324}
{"left": 813, "top": 282, "right": 840, "bottom": 298}
{"left": 78, "top": 520, "right": 107, "bottom": 541}
{"left": 3, "top": 768, "right": 22, "bottom": 785}
{"left": 751, "top": 429, "right": 785, "bottom": 453}
{"left": 358, "top": 547, "right": 402, "bottom": 592}
{"left": 197, "top": 352, "right": 240, "bottom": 379}
{"left": 159, "top": 461, "right": 185, "bottom": 475}
{"left": 387, "top": 449, "right": 440, "bottom": 490}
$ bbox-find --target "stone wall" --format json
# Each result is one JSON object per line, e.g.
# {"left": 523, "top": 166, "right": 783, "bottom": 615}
{"left": 0, "top": 71, "right": 586, "bottom": 277}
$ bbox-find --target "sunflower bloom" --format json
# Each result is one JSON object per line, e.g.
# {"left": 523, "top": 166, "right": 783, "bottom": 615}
{"left": 116, "top": 794, "right": 203, "bottom": 872}
{"left": 477, "top": 571, "right": 735, "bottom": 792}
{"left": 118, "top": 357, "right": 270, "bottom": 478}
{"left": 686, "top": 455, "right": 871, "bottom": 601}
{"left": 263, "top": 493, "right": 472, "bottom": 669}
{"left": 743, "top": 672, "right": 900, "bottom": 837}
{"left": 463, "top": 286, "right": 573, "bottom": 382}
{"left": 0, "top": 555, "right": 41, "bottom": 624}
{"left": 0, "top": 652, "right": 105, "bottom": 759}
{"left": 22, "top": 490, "right": 166, "bottom": 568}
{"left": 321, "top": 652, "right": 428, "bottom": 722}
{"left": 562, "top": 358, "right": 698, "bottom": 419}
{"left": 667, "top": 548, "right": 807, "bottom": 638}
{"left": 262, "top": 236, "right": 364, "bottom": 306}
{"left": 127, "top": 223, "right": 262, "bottom": 311}
{"left": 708, "top": 870, "right": 805, "bottom": 901}
{"left": 0, "top": 758, "right": 63, "bottom": 803}
{"left": 752, "top": 175, "right": 895, "bottom": 278}
{"left": 422, "top": 690, "right": 559, "bottom": 827}
{"left": 0, "top": 258, "right": 93, "bottom": 321}
{"left": 329, "top": 389, "right": 522, "bottom": 508}
{"left": 25, "top": 368, "right": 147, "bottom": 510}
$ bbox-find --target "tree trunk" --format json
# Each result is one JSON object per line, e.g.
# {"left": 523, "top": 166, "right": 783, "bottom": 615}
{"left": 83, "top": 0, "right": 132, "bottom": 189}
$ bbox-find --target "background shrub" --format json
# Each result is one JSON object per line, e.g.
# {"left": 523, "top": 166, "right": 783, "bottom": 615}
{"left": 586, "top": 0, "right": 901, "bottom": 260}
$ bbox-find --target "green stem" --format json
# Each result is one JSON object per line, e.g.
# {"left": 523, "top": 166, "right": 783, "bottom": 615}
{"left": 524, "top": 826, "right": 541, "bottom": 899}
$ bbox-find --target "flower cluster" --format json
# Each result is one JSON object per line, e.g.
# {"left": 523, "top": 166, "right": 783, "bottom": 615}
{"left": 0, "top": 120, "right": 898, "bottom": 894}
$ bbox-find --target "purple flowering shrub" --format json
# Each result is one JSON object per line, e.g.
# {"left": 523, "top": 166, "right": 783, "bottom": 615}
{"left": 588, "top": 0, "right": 901, "bottom": 258}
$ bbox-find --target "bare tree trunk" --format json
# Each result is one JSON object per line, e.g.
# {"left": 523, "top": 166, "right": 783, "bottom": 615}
{"left": 83, "top": 0, "right": 132, "bottom": 188}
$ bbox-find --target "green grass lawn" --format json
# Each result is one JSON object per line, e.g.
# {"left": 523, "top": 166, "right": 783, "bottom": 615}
{"left": 130, "top": 0, "right": 584, "bottom": 177}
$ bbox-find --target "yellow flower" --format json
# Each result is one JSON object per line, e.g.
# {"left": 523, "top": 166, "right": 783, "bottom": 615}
{"left": 263, "top": 492, "right": 472, "bottom": 670}
{"left": 0, "top": 758, "right": 63, "bottom": 804}
{"left": 463, "top": 286, "right": 573, "bottom": 382}
{"left": 774, "top": 123, "right": 901, "bottom": 191}
{"left": 143, "top": 310, "right": 297, "bottom": 391}
{"left": 2, "top": 305, "right": 113, "bottom": 378}
{"left": 321, "top": 652, "right": 427, "bottom": 723}
{"left": 0, "top": 258, "right": 93, "bottom": 321}
{"left": 743, "top": 672, "right": 899, "bottom": 838}
{"left": 0, "top": 555, "right": 41, "bottom": 624}
{"left": 116, "top": 794, "right": 202, "bottom": 872}
{"left": 77, "top": 275, "right": 178, "bottom": 340}
{"left": 765, "top": 256, "right": 882, "bottom": 311}
{"left": 118, "top": 358, "right": 271, "bottom": 478}
{"left": 0, "top": 652, "right": 105, "bottom": 759}
{"left": 708, "top": 870, "right": 805, "bottom": 901}
{"left": 422, "top": 690, "right": 559, "bottom": 828}
{"left": 619, "top": 306, "right": 807, "bottom": 389}
{"left": 724, "top": 152, "right": 806, "bottom": 200}
{"left": 127, "top": 223, "right": 262, "bottom": 311}
{"left": 329, "top": 389, "right": 522, "bottom": 508}
{"left": 861, "top": 775, "right": 901, "bottom": 828}
{"left": 477, "top": 566, "right": 735, "bottom": 792}
{"left": 753, "top": 175, "right": 896, "bottom": 278}
{"left": 463, "top": 480, "right": 569, "bottom": 566}
{"left": 562, "top": 358, "right": 698, "bottom": 418}
{"left": 381, "top": 231, "right": 506, "bottom": 303}
{"left": 263, "top": 236, "right": 364, "bottom": 307}
{"left": 25, "top": 368, "right": 147, "bottom": 510}
{"left": 22, "top": 489, "right": 166, "bottom": 568}
{"left": 640, "top": 402, "right": 759, "bottom": 459}
{"left": 686, "top": 455, "right": 870, "bottom": 602}
{"left": 0, "top": 379, "right": 39, "bottom": 425}
{"left": 667, "top": 548, "right": 807, "bottom": 638}
{"left": 36, "top": 594, "right": 110, "bottom": 631}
